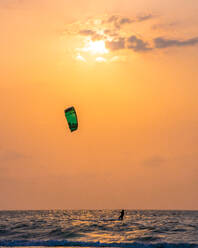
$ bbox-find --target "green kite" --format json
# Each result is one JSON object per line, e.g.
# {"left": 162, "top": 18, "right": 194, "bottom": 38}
{"left": 64, "top": 106, "right": 78, "bottom": 132}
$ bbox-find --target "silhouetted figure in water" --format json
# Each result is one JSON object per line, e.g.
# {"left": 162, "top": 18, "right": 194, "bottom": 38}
{"left": 119, "top": 210, "right": 125, "bottom": 220}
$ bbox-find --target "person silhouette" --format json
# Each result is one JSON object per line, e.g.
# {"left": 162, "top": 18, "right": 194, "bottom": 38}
{"left": 119, "top": 210, "right": 125, "bottom": 220}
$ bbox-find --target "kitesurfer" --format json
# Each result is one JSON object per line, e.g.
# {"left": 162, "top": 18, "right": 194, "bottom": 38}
{"left": 119, "top": 210, "right": 125, "bottom": 220}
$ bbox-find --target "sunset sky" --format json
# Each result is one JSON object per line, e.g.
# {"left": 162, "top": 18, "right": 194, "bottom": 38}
{"left": 1, "top": 0, "right": 198, "bottom": 210}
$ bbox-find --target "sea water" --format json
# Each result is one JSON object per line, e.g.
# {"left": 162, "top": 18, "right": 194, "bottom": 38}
{"left": 0, "top": 210, "right": 198, "bottom": 247}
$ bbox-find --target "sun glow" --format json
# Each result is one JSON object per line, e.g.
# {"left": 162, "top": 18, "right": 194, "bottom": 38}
{"left": 82, "top": 40, "right": 109, "bottom": 55}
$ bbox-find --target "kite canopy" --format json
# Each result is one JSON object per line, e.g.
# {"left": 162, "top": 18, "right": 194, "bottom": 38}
{"left": 64, "top": 106, "right": 78, "bottom": 132}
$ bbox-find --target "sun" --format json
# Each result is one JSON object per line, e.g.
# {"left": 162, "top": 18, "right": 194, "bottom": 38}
{"left": 82, "top": 39, "right": 109, "bottom": 55}
{"left": 75, "top": 38, "right": 110, "bottom": 63}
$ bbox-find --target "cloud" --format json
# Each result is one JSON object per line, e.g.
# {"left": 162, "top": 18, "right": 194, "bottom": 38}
{"left": 79, "top": 29, "right": 95, "bottom": 36}
{"left": 107, "top": 15, "right": 119, "bottom": 23}
{"left": 119, "top": 17, "right": 133, "bottom": 25}
{"left": 105, "top": 14, "right": 152, "bottom": 29}
{"left": 76, "top": 54, "right": 86, "bottom": 62}
{"left": 137, "top": 14, "right": 153, "bottom": 22}
{"left": 104, "top": 29, "right": 118, "bottom": 37}
{"left": 106, "top": 38, "right": 126, "bottom": 51}
{"left": 143, "top": 156, "right": 166, "bottom": 167}
{"left": 127, "top": 35, "right": 152, "bottom": 52}
{"left": 105, "top": 15, "right": 133, "bottom": 29}
{"left": 154, "top": 37, "right": 198, "bottom": 48}
{"left": 79, "top": 29, "right": 104, "bottom": 41}
{"left": 106, "top": 35, "right": 151, "bottom": 53}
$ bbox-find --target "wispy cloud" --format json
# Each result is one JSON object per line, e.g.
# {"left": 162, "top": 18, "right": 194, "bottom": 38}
{"left": 137, "top": 14, "right": 153, "bottom": 22}
{"left": 105, "top": 35, "right": 151, "bottom": 52}
{"left": 127, "top": 35, "right": 151, "bottom": 51}
{"left": 104, "top": 14, "right": 153, "bottom": 29}
{"left": 79, "top": 29, "right": 104, "bottom": 41}
{"left": 154, "top": 37, "right": 198, "bottom": 48}
{"left": 106, "top": 38, "right": 126, "bottom": 51}
{"left": 107, "top": 15, "right": 119, "bottom": 23}
{"left": 79, "top": 30, "right": 96, "bottom": 36}
{"left": 119, "top": 17, "right": 133, "bottom": 25}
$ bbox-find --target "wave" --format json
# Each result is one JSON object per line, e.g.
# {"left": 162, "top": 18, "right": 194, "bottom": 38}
{"left": 0, "top": 240, "right": 197, "bottom": 247}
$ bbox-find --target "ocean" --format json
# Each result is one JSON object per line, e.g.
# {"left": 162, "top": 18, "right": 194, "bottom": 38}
{"left": 0, "top": 210, "right": 198, "bottom": 247}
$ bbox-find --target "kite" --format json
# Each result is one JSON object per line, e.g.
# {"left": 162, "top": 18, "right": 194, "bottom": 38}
{"left": 64, "top": 106, "right": 78, "bottom": 132}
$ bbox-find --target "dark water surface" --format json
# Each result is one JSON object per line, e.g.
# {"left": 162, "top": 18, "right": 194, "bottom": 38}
{"left": 0, "top": 210, "right": 198, "bottom": 247}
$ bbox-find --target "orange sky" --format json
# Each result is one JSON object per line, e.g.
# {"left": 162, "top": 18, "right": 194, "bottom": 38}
{"left": 1, "top": 0, "right": 198, "bottom": 210}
